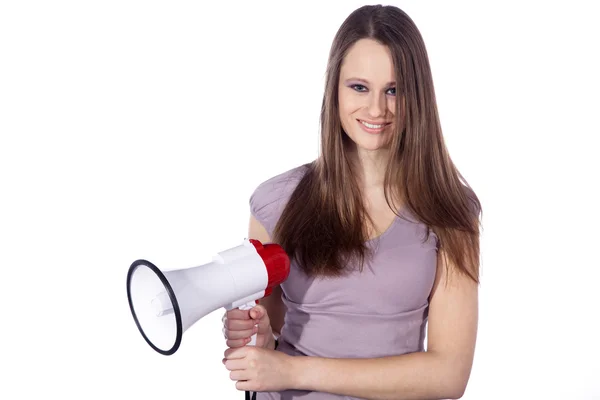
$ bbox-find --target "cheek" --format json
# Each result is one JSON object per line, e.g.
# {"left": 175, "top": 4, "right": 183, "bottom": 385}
{"left": 338, "top": 93, "right": 357, "bottom": 130}
{"left": 338, "top": 89, "right": 361, "bottom": 115}
{"left": 387, "top": 97, "right": 396, "bottom": 116}
{"left": 338, "top": 98, "right": 348, "bottom": 119}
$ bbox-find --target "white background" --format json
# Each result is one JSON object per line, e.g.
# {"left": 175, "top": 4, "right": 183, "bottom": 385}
{"left": 1, "top": 1, "right": 599, "bottom": 399}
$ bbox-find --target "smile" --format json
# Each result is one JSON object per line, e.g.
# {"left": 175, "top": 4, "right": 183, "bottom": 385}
{"left": 357, "top": 119, "right": 391, "bottom": 134}
{"left": 359, "top": 120, "right": 388, "bottom": 129}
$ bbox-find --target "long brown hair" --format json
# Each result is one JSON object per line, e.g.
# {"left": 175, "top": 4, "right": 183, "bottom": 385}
{"left": 272, "top": 5, "right": 482, "bottom": 283}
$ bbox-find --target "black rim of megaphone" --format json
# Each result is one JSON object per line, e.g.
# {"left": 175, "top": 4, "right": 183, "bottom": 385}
{"left": 126, "top": 259, "right": 183, "bottom": 356}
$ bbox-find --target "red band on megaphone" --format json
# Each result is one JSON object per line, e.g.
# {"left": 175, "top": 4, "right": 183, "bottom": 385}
{"left": 249, "top": 239, "right": 290, "bottom": 289}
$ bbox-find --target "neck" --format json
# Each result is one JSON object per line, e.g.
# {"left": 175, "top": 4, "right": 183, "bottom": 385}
{"left": 348, "top": 146, "right": 389, "bottom": 190}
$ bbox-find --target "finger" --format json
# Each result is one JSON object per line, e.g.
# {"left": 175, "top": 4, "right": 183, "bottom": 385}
{"left": 222, "top": 358, "right": 246, "bottom": 371}
{"left": 225, "top": 337, "right": 253, "bottom": 348}
{"left": 230, "top": 370, "right": 251, "bottom": 382}
{"left": 224, "top": 326, "right": 256, "bottom": 340}
{"left": 226, "top": 308, "right": 251, "bottom": 320}
{"left": 224, "top": 346, "right": 250, "bottom": 359}
{"left": 235, "top": 380, "right": 253, "bottom": 391}
{"left": 225, "top": 327, "right": 257, "bottom": 341}
{"left": 226, "top": 318, "right": 258, "bottom": 331}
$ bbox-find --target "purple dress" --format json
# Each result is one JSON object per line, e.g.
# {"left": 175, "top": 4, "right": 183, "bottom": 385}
{"left": 250, "top": 164, "right": 438, "bottom": 400}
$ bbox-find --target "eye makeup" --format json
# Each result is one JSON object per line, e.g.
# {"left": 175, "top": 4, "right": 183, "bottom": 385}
{"left": 344, "top": 79, "right": 396, "bottom": 95}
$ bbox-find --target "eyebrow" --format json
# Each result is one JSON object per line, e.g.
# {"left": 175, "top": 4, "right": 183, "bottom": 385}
{"left": 343, "top": 77, "right": 396, "bottom": 86}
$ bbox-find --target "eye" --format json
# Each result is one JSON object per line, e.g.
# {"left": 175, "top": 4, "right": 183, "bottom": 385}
{"left": 386, "top": 87, "right": 396, "bottom": 96}
{"left": 350, "top": 84, "right": 368, "bottom": 92}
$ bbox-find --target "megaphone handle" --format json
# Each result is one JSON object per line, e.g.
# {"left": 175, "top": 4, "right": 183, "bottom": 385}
{"left": 238, "top": 301, "right": 258, "bottom": 346}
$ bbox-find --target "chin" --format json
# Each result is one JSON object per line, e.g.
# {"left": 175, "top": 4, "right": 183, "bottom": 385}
{"left": 348, "top": 132, "right": 391, "bottom": 152}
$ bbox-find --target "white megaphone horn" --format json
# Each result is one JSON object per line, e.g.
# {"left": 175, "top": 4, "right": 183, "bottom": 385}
{"left": 126, "top": 238, "right": 290, "bottom": 355}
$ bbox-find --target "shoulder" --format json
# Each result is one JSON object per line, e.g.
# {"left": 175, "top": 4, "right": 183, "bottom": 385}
{"left": 462, "top": 184, "right": 482, "bottom": 219}
{"left": 251, "top": 163, "right": 309, "bottom": 198}
{"left": 249, "top": 163, "right": 311, "bottom": 235}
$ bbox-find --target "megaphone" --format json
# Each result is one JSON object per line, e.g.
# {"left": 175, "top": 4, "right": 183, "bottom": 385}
{"left": 126, "top": 238, "right": 290, "bottom": 355}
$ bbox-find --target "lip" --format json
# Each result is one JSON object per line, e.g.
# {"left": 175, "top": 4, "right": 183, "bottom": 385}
{"left": 358, "top": 119, "right": 392, "bottom": 125}
{"left": 357, "top": 119, "right": 392, "bottom": 134}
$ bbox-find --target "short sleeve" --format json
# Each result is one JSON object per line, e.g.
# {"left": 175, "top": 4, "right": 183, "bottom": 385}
{"left": 249, "top": 180, "right": 280, "bottom": 237}
{"left": 248, "top": 165, "right": 307, "bottom": 238}
{"left": 463, "top": 185, "right": 482, "bottom": 220}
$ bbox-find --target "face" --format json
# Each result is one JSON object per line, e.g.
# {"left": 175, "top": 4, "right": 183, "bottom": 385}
{"left": 338, "top": 38, "right": 397, "bottom": 154}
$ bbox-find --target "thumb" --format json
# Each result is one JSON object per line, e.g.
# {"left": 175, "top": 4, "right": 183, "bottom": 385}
{"left": 250, "top": 305, "right": 272, "bottom": 348}
{"left": 249, "top": 304, "right": 265, "bottom": 320}
{"left": 250, "top": 305, "right": 271, "bottom": 331}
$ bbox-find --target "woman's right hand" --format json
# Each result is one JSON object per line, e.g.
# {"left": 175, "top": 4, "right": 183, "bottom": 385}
{"left": 222, "top": 304, "right": 276, "bottom": 350}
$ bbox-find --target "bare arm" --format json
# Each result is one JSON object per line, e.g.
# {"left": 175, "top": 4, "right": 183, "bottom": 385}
{"left": 288, "top": 249, "right": 479, "bottom": 400}
{"left": 248, "top": 214, "right": 286, "bottom": 337}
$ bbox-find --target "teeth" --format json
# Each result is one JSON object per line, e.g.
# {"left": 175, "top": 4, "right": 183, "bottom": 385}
{"left": 360, "top": 120, "right": 386, "bottom": 129}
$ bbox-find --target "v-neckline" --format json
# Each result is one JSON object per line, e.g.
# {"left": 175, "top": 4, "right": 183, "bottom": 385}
{"left": 366, "top": 214, "right": 399, "bottom": 243}
{"left": 366, "top": 202, "right": 408, "bottom": 243}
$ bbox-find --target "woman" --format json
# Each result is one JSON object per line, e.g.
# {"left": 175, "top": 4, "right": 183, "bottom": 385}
{"left": 222, "top": 4, "right": 482, "bottom": 400}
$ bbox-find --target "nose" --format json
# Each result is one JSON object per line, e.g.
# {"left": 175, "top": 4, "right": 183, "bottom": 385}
{"left": 367, "top": 92, "right": 387, "bottom": 118}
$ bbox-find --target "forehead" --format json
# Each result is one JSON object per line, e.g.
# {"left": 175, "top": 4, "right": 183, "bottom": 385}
{"left": 340, "top": 39, "right": 395, "bottom": 84}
